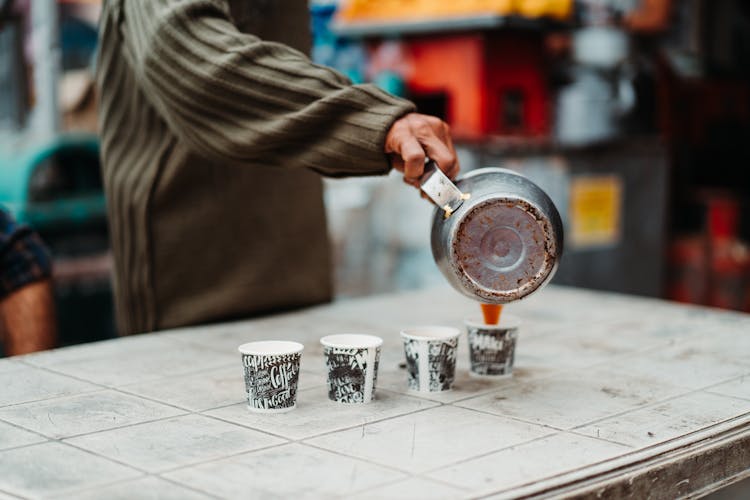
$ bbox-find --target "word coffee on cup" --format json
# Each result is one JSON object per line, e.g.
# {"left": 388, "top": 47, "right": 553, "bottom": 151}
{"left": 238, "top": 341, "right": 303, "bottom": 413}
{"left": 320, "top": 334, "right": 382, "bottom": 404}
{"left": 465, "top": 315, "right": 521, "bottom": 377}
{"left": 401, "top": 326, "right": 460, "bottom": 392}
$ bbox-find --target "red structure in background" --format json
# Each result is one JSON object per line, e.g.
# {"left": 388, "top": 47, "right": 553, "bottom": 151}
{"left": 405, "top": 32, "right": 550, "bottom": 140}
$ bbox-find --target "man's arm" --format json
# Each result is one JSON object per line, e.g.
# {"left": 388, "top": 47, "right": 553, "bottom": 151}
{"left": 0, "top": 280, "right": 57, "bottom": 356}
{"left": 108, "top": 0, "right": 456, "bottom": 179}
{"left": 0, "top": 209, "right": 57, "bottom": 356}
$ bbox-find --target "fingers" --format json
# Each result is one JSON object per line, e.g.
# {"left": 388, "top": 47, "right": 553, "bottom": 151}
{"left": 384, "top": 112, "right": 459, "bottom": 186}
{"left": 400, "top": 135, "right": 426, "bottom": 182}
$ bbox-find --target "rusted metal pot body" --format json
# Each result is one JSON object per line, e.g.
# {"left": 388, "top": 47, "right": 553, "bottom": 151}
{"left": 422, "top": 164, "right": 563, "bottom": 304}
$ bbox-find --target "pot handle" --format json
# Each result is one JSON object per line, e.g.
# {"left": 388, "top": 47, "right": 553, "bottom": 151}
{"left": 419, "top": 160, "right": 467, "bottom": 217}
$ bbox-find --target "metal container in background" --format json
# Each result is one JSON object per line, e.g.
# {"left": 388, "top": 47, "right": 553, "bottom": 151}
{"left": 420, "top": 162, "right": 564, "bottom": 303}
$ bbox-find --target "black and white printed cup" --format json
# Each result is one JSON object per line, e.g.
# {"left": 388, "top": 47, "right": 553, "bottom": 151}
{"left": 320, "top": 334, "right": 383, "bottom": 404}
{"left": 238, "top": 341, "right": 303, "bottom": 413}
{"left": 400, "top": 326, "right": 460, "bottom": 392}
{"left": 464, "top": 315, "right": 521, "bottom": 377}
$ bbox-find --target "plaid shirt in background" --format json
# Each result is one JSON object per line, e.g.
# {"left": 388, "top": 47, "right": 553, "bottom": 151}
{"left": 0, "top": 208, "right": 52, "bottom": 299}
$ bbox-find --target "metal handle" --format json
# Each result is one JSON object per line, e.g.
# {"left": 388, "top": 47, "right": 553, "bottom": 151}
{"left": 419, "top": 160, "right": 466, "bottom": 217}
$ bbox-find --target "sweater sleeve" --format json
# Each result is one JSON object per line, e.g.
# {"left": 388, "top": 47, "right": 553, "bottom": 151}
{"left": 116, "top": 0, "right": 415, "bottom": 176}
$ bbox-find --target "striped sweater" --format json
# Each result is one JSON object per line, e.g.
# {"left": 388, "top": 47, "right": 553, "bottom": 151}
{"left": 97, "top": 0, "right": 414, "bottom": 335}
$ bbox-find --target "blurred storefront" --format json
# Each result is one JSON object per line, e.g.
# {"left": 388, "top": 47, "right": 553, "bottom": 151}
{"left": 1, "top": 0, "right": 749, "bottom": 348}
{"left": 319, "top": 0, "right": 750, "bottom": 310}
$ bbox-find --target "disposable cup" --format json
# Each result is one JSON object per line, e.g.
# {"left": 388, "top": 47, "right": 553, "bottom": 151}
{"left": 464, "top": 315, "right": 521, "bottom": 377}
{"left": 320, "top": 334, "right": 383, "bottom": 404}
{"left": 400, "top": 326, "right": 460, "bottom": 392}
{"left": 238, "top": 341, "right": 303, "bottom": 413}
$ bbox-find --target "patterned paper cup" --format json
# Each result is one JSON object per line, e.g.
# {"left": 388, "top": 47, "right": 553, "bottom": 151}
{"left": 400, "top": 326, "right": 460, "bottom": 392}
{"left": 464, "top": 315, "right": 521, "bottom": 377}
{"left": 238, "top": 341, "right": 303, "bottom": 413}
{"left": 320, "top": 334, "right": 383, "bottom": 404}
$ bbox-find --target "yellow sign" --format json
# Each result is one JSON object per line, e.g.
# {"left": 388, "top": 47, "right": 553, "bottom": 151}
{"left": 569, "top": 175, "right": 622, "bottom": 249}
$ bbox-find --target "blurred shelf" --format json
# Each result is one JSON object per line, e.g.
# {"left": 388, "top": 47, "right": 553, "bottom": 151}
{"left": 332, "top": 14, "right": 566, "bottom": 38}
{"left": 455, "top": 134, "right": 667, "bottom": 156}
{"left": 456, "top": 135, "right": 554, "bottom": 154}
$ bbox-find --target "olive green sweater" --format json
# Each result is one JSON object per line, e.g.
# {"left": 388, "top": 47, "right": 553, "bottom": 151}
{"left": 97, "top": 0, "right": 414, "bottom": 335}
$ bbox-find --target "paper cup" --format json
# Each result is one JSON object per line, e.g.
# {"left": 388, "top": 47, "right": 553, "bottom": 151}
{"left": 464, "top": 315, "right": 521, "bottom": 377}
{"left": 400, "top": 326, "right": 460, "bottom": 392}
{"left": 320, "top": 334, "right": 383, "bottom": 404}
{"left": 238, "top": 341, "right": 303, "bottom": 413}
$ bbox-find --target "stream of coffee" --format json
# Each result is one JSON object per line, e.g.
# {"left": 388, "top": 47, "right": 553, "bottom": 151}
{"left": 480, "top": 303, "right": 503, "bottom": 325}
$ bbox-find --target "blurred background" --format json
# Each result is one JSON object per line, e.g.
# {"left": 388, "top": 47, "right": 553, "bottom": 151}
{"left": 1, "top": 0, "right": 749, "bottom": 349}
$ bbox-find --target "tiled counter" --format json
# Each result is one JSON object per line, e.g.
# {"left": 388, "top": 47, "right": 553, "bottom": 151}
{"left": 2, "top": 286, "right": 750, "bottom": 499}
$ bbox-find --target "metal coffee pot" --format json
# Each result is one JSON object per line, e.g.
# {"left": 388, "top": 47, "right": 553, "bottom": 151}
{"left": 420, "top": 162, "right": 564, "bottom": 304}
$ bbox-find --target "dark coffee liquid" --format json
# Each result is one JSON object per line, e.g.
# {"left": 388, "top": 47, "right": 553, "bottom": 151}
{"left": 480, "top": 303, "right": 503, "bottom": 325}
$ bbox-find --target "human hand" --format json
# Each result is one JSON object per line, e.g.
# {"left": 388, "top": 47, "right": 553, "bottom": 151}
{"left": 384, "top": 113, "right": 459, "bottom": 189}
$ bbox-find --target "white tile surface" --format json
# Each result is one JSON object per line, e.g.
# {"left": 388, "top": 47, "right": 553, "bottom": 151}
{"left": 0, "top": 390, "right": 184, "bottom": 439}
{"left": 0, "top": 365, "right": 100, "bottom": 407}
{"left": 66, "top": 414, "right": 285, "bottom": 472}
{"left": 0, "top": 442, "right": 139, "bottom": 497}
{"left": 0, "top": 420, "right": 46, "bottom": 450}
{"left": 575, "top": 392, "right": 750, "bottom": 447}
{"left": 0, "top": 359, "right": 22, "bottom": 374}
{"left": 22, "top": 335, "right": 236, "bottom": 386}
{"left": 513, "top": 333, "right": 644, "bottom": 372}
{"left": 164, "top": 443, "right": 405, "bottom": 498}
{"left": 3, "top": 286, "right": 749, "bottom": 499}
{"left": 675, "top": 328, "right": 750, "bottom": 365}
{"left": 305, "top": 405, "right": 553, "bottom": 473}
{"left": 606, "top": 341, "right": 750, "bottom": 390}
{"left": 206, "top": 387, "right": 438, "bottom": 440}
{"left": 708, "top": 376, "right": 750, "bottom": 401}
{"left": 426, "top": 432, "right": 632, "bottom": 495}
{"left": 120, "top": 366, "right": 246, "bottom": 412}
{"left": 456, "top": 368, "right": 687, "bottom": 430}
{"left": 376, "top": 361, "right": 557, "bottom": 404}
{"left": 54, "top": 476, "right": 212, "bottom": 500}
{"left": 348, "top": 477, "right": 468, "bottom": 500}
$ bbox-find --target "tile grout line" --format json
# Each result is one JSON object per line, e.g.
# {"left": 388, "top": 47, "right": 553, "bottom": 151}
{"left": 449, "top": 404, "right": 570, "bottom": 433}
{"left": 39, "top": 474, "right": 151, "bottom": 499}
{"left": 0, "top": 415, "right": 54, "bottom": 446}
{"left": 450, "top": 370, "right": 750, "bottom": 439}
{"left": 4, "top": 377, "right": 746, "bottom": 494}
{"left": 567, "top": 410, "right": 750, "bottom": 453}
{"left": 155, "top": 441, "right": 291, "bottom": 475}
{"left": 299, "top": 441, "right": 418, "bottom": 476}
{"left": 566, "top": 373, "right": 750, "bottom": 432}
{"left": 0, "top": 485, "right": 27, "bottom": 500}
{"left": 156, "top": 474, "right": 224, "bottom": 499}
{"left": 344, "top": 470, "right": 475, "bottom": 497}
{"left": 704, "top": 390, "right": 750, "bottom": 403}
{"left": 419, "top": 432, "right": 566, "bottom": 477}
{"left": 14, "top": 358, "right": 238, "bottom": 393}
{"left": 202, "top": 389, "right": 443, "bottom": 443}
{"left": 0, "top": 387, "right": 107, "bottom": 411}
{"left": 48, "top": 439, "right": 148, "bottom": 474}
{"left": 474, "top": 412, "right": 750, "bottom": 500}
{"left": 4, "top": 366, "right": 745, "bottom": 443}
{"left": 197, "top": 411, "right": 296, "bottom": 442}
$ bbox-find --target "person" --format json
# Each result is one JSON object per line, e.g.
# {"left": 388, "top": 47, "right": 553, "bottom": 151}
{"left": 97, "top": 0, "right": 459, "bottom": 335}
{"left": 0, "top": 208, "right": 57, "bottom": 355}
